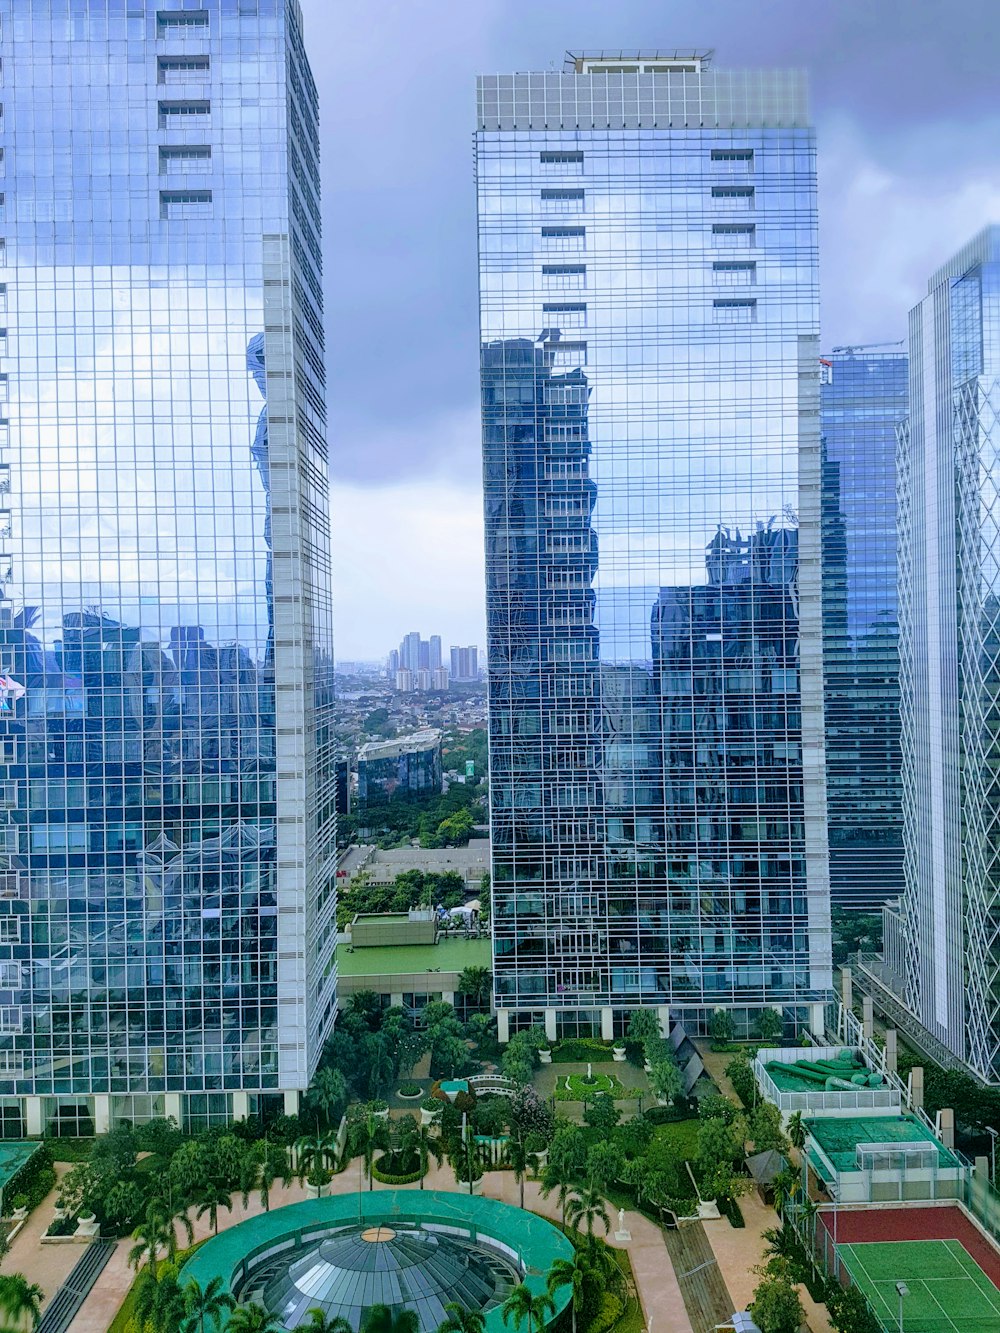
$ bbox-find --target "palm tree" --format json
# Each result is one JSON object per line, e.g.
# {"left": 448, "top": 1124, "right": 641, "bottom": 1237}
{"left": 195, "top": 1181, "right": 234, "bottom": 1236}
{"left": 361, "top": 1304, "right": 420, "bottom": 1333}
{"left": 349, "top": 1113, "right": 391, "bottom": 1191}
{"left": 225, "top": 1303, "right": 285, "bottom": 1333}
{"left": 508, "top": 1135, "right": 541, "bottom": 1211}
{"left": 0, "top": 1274, "right": 44, "bottom": 1330}
{"left": 182, "top": 1276, "right": 234, "bottom": 1333}
{"left": 305, "top": 1067, "right": 348, "bottom": 1129}
{"left": 128, "top": 1216, "right": 172, "bottom": 1274}
{"left": 256, "top": 1142, "right": 289, "bottom": 1214}
{"left": 787, "top": 1111, "right": 806, "bottom": 1152}
{"left": 303, "top": 1312, "right": 354, "bottom": 1333}
{"left": 539, "top": 1161, "right": 580, "bottom": 1226}
{"left": 295, "top": 1130, "right": 340, "bottom": 1184}
{"left": 436, "top": 1303, "right": 486, "bottom": 1333}
{"left": 238, "top": 1149, "right": 260, "bottom": 1212}
{"left": 500, "top": 1285, "right": 554, "bottom": 1333}
{"left": 546, "top": 1253, "right": 593, "bottom": 1333}
{"left": 146, "top": 1194, "right": 195, "bottom": 1261}
{"left": 770, "top": 1168, "right": 798, "bottom": 1218}
{"left": 415, "top": 1121, "right": 444, "bottom": 1189}
{"left": 566, "top": 1186, "right": 610, "bottom": 1239}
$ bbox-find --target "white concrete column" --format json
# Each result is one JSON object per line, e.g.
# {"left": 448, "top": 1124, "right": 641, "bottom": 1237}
{"left": 390, "top": 993, "right": 404, "bottom": 1008}
{"left": 24, "top": 1096, "right": 42, "bottom": 1138}
{"left": 939, "top": 1107, "right": 955, "bottom": 1150}
{"left": 496, "top": 1009, "right": 510, "bottom": 1044}
{"left": 543, "top": 1009, "right": 558, "bottom": 1043}
{"left": 600, "top": 1007, "right": 614, "bottom": 1041}
{"left": 909, "top": 1066, "right": 924, "bottom": 1112}
{"left": 442, "top": 991, "right": 455, "bottom": 1006}
{"left": 283, "top": 1089, "right": 300, "bottom": 1117}
{"left": 656, "top": 1005, "right": 670, "bottom": 1038}
{"left": 885, "top": 1027, "right": 898, "bottom": 1076}
{"left": 164, "top": 1093, "right": 182, "bottom": 1126}
{"left": 841, "top": 966, "right": 853, "bottom": 1013}
{"left": 231, "top": 1092, "right": 250, "bottom": 1122}
{"left": 93, "top": 1095, "right": 111, "bottom": 1136}
{"left": 862, "top": 995, "right": 874, "bottom": 1040}
{"left": 809, "top": 1002, "right": 826, "bottom": 1037}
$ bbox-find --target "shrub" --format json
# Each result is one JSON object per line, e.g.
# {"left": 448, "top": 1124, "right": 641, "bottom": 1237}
{"left": 719, "top": 1194, "right": 745, "bottom": 1228}
{"left": 550, "top": 1038, "right": 615, "bottom": 1064}
{"left": 397, "top": 1082, "right": 421, "bottom": 1097}
{"left": 587, "top": 1292, "right": 623, "bottom": 1333}
{"left": 643, "top": 1104, "right": 695, "bottom": 1126}
{"left": 372, "top": 1155, "right": 424, "bottom": 1185}
{"left": 422, "top": 1096, "right": 443, "bottom": 1113}
{"left": 46, "top": 1215, "right": 77, "bottom": 1237}
{"left": 725, "top": 1053, "right": 758, "bottom": 1109}
{"left": 11, "top": 1194, "right": 27, "bottom": 1211}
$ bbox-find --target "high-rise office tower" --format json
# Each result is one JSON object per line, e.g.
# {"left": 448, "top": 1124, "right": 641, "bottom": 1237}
{"left": 0, "top": 0, "right": 336, "bottom": 1135}
{"left": 477, "top": 51, "right": 832, "bottom": 1041}
{"left": 821, "top": 349, "right": 908, "bottom": 911}
{"left": 867, "top": 227, "right": 1000, "bottom": 1081}
{"left": 429, "top": 635, "right": 443, "bottom": 671}
{"left": 400, "top": 632, "right": 422, "bottom": 672}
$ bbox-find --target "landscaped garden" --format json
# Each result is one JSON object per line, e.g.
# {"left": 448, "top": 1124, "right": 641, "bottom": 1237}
{"left": 556, "top": 1072, "right": 640, "bottom": 1101}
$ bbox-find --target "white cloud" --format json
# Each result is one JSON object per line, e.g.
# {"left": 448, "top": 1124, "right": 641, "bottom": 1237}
{"left": 331, "top": 474, "right": 486, "bottom": 660}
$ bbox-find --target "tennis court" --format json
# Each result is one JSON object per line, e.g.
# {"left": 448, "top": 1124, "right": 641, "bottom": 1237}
{"left": 838, "top": 1237, "right": 1000, "bottom": 1331}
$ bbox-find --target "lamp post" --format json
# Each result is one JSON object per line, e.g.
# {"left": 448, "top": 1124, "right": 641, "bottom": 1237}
{"left": 987, "top": 1125, "right": 998, "bottom": 1183}
{"left": 895, "top": 1280, "right": 908, "bottom": 1333}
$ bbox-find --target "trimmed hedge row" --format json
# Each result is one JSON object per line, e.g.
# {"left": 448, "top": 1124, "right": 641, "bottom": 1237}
{"left": 371, "top": 1156, "right": 424, "bottom": 1186}
{"left": 4, "top": 1144, "right": 56, "bottom": 1215}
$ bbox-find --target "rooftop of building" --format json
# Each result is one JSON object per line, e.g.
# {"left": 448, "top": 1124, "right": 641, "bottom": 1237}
{"left": 338, "top": 935, "right": 490, "bottom": 978}
{"left": 356, "top": 728, "right": 443, "bottom": 763}
{"left": 928, "top": 224, "right": 1000, "bottom": 291}
{"left": 564, "top": 50, "right": 714, "bottom": 72}
{"left": 804, "top": 1114, "right": 960, "bottom": 1172}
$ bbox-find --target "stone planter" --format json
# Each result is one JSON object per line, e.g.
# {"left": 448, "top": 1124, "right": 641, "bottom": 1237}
{"left": 464, "top": 1177, "right": 484, "bottom": 1197}
{"left": 75, "top": 1213, "right": 99, "bottom": 1238}
{"left": 643, "top": 1060, "right": 652, "bottom": 1073}
{"left": 421, "top": 1106, "right": 442, "bottom": 1126}
{"left": 612, "top": 1046, "right": 627, "bottom": 1062}
{"left": 373, "top": 1106, "right": 390, "bottom": 1121}
{"left": 306, "top": 1181, "right": 330, "bottom": 1199}
{"left": 10, "top": 1207, "right": 27, "bottom": 1222}
{"left": 396, "top": 1086, "right": 422, "bottom": 1102}
{"left": 538, "top": 1049, "right": 552, "bottom": 1065}
{"left": 533, "top": 1149, "right": 548, "bottom": 1170}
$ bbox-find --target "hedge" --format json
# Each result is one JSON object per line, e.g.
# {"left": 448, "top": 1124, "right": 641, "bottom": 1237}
{"left": 371, "top": 1155, "right": 424, "bottom": 1186}
{"left": 588, "top": 1292, "right": 624, "bottom": 1333}
{"left": 4, "top": 1144, "right": 56, "bottom": 1215}
{"left": 551, "top": 1038, "right": 616, "bottom": 1064}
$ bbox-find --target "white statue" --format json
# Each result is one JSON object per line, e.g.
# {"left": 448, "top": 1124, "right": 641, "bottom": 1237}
{"left": 587, "top": 1062, "right": 593, "bottom": 1080}
{"left": 618, "top": 1207, "right": 625, "bottom": 1232}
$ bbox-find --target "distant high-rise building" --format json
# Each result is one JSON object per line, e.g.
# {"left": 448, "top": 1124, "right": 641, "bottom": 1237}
{"left": 450, "top": 645, "right": 479, "bottom": 682}
{"left": 400, "top": 632, "right": 422, "bottom": 672}
{"left": 388, "top": 648, "right": 400, "bottom": 674}
{"left": 395, "top": 669, "right": 415, "bottom": 693}
{"left": 0, "top": 0, "right": 336, "bottom": 1133}
{"left": 864, "top": 227, "right": 1000, "bottom": 1082}
{"left": 477, "top": 50, "right": 831, "bottom": 1041}
{"left": 821, "top": 349, "right": 908, "bottom": 910}
{"left": 429, "top": 635, "right": 443, "bottom": 671}
{"left": 357, "top": 729, "right": 444, "bottom": 805}
{"left": 432, "top": 667, "right": 451, "bottom": 691}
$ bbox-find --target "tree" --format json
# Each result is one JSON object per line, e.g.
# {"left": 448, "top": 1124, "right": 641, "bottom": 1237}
{"left": 436, "top": 1303, "right": 486, "bottom": 1333}
{"left": 145, "top": 1194, "right": 195, "bottom": 1262}
{"left": 540, "top": 1160, "right": 581, "bottom": 1227}
{"left": 626, "top": 1008, "right": 661, "bottom": 1044}
{"left": 303, "top": 1312, "right": 354, "bottom": 1333}
{"left": 501, "top": 1043, "right": 535, "bottom": 1088}
{"left": 708, "top": 1008, "right": 735, "bottom": 1046}
{"left": 349, "top": 1112, "right": 391, "bottom": 1191}
{"left": 748, "top": 1103, "right": 789, "bottom": 1156}
{"left": 194, "top": 1181, "right": 233, "bottom": 1236}
{"left": 649, "top": 1058, "right": 684, "bottom": 1105}
{"left": 225, "top": 1303, "right": 285, "bottom": 1333}
{"left": 500, "top": 1285, "right": 554, "bottom": 1333}
{"left": 546, "top": 1252, "right": 594, "bottom": 1333}
{"left": 757, "top": 1007, "right": 784, "bottom": 1044}
{"left": 508, "top": 1134, "right": 541, "bottom": 1210}
{"left": 456, "top": 966, "right": 492, "bottom": 1010}
{"left": 581, "top": 1094, "right": 620, "bottom": 1133}
{"left": 770, "top": 1169, "right": 798, "bottom": 1218}
{"left": 128, "top": 1216, "right": 172, "bottom": 1274}
{"left": 295, "top": 1131, "right": 340, "bottom": 1183}
{"left": 825, "top": 1281, "right": 883, "bottom": 1333}
{"left": 168, "top": 1141, "right": 213, "bottom": 1209}
{"left": 0, "top": 1274, "right": 43, "bottom": 1330}
{"left": 182, "top": 1276, "right": 235, "bottom": 1333}
{"left": 415, "top": 1120, "right": 444, "bottom": 1189}
{"left": 138, "top": 1266, "right": 185, "bottom": 1333}
{"left": 566, "top": 1186, "right": 610, "bottom": 1238}
{"left": 256, "top": 1141, "right": 289, "bottom": 1213}
{"left": 361, "top": 1305, "right": 420, "bottom": 1333}
{"left": 748, "top": 1273, "right": 804, "bottom": 1333}
{"left": 585, "top": 1141, "right": 624, "bottom": 1192}
{"left": 305, "top": 1067, "right": 348, "bottom": 1129}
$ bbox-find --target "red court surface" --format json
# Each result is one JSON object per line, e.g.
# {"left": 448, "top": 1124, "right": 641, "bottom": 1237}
{"left": 818, "top": 1205, "right": 1000, "bottom": 1290}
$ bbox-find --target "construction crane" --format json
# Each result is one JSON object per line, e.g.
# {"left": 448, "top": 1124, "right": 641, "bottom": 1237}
{"left": 830, "top": 340, "right": 905, "bottom": 353}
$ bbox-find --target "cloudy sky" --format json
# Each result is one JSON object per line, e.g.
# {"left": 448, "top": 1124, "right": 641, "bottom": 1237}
{"left": 305, "top": 0, "right": 1000, "bottom": 661}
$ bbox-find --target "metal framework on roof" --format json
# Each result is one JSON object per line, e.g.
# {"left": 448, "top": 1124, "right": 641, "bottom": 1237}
{"left": 564, "top": 49, "right": 715, "bottom": 71}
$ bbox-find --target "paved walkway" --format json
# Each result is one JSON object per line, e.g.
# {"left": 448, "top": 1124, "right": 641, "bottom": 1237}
{"left": 71, "top": 1152, "right": 693, "bottom": 1333}
{"left": 2, "top": 1164, "right": 81, "bottom": 1316}
{"left": 702, "top": 1192, "right": 833, "bottom": 1333}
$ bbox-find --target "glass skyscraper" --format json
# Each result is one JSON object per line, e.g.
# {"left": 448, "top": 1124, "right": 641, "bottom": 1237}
{"left": 0, "top": 0, "right": 336, "bottom": 1135}
{"left": 477, "top": 51, "right": 832, "bottom": 1042}
{"left": 868, "top": 227, "right": 1000, "bottom": 1082}
{"left": 820, "top": 349, "right": 908, "bottom": 910}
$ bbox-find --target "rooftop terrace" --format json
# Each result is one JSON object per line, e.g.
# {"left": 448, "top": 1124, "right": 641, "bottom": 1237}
{"left": 338, "top": 936, "right": 490, "bottom": 978}
{"left": 806, "top": 1115, "right": 960, "bottom": 1173}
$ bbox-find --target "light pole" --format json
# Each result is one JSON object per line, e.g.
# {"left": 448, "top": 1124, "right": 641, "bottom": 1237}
{"left": 987, "top": 1125, "right": 998, "bottom": 1183}
{"left": 895, "top": 1280, "right": 908, "bottom": 1333}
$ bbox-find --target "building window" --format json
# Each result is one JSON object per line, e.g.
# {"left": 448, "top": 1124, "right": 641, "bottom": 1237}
{"left": 713, "top": 261, "right": 756, "bottom": 286}
{"left": 0, "top": 918, "right": 17, "bottom": 944}
{"left": 542, "top": 264, "right": 586, "bottom": 290}
{"left": 0, "top": 1007, "right": 20, "bottom": 1034}
{"left": 712, "top": 223, "right": 756, "bottom": 248}
{"left": 541, "top": 226, "right": 585, "bottom": 251}
{"left": 158, "top": 145, "right": 211, "bottom": 173}
{"left": 0, "top": 962, "right": 18, "bottom": 988}
{"left": 157, "top": 100, "right": 210, "bottom": 127}
{"left": 547, "top": 341, "right": 587, "bottom": 369}
{"left": 542, "top": 302, "right": 586, "bottom": 329}
{"left": 156, "top": 9, "right": 209, "bottom": 31}
{"left": 711, "top": 185, "right": 755, "bottom": 209}
{"left": 157, "top": 55, "right": 210, "bottom": 81}
{"left": 160, "top": 189, "right": 213, "bottom": 219}
{"left": 713, "top": 298, "right": 757, "bottom": 323}
{"left": 711, "top": 148, "right": 754, "bottom": 169}
{"left": 539, "top": 151, "right": 584, "bottom": 171}
{"left": 541, "top": 188, "right": 585, "bottom": 212}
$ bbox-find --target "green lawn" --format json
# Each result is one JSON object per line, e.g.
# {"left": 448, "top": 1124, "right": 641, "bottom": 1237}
{"left": 651, "top": 1117, "right": 700, "bottom": 1161}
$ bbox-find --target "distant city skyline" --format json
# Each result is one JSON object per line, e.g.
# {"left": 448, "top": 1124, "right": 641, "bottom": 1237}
{"left": 313, "top": 0, "right": 1000, "bottom": 658}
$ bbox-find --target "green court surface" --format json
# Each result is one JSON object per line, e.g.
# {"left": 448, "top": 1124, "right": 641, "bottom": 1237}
{"left": 806, "top": 1114, "right": 960, "bottom": 1170}
{"left": 838, "top": 1238, "right": 1000, "bottom": 1331}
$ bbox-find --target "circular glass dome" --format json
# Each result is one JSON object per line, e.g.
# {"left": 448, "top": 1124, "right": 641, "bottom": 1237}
{"left": 261, "top": 1224, "right": 514, "bottom": 1332}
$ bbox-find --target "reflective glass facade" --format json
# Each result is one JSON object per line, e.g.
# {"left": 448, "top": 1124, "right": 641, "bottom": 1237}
{"left": 820, "top": 350, "right": 908, "bottom": 910}
{"left": 0, "top": 0, "right": 336, "bottom": 1130}
{"left": 477, "top": 54, "right": 832, "bottom": 1035}
{"left": 886, "top": 227, "right": 1000, "bottom": 1081}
